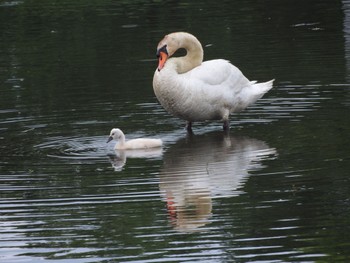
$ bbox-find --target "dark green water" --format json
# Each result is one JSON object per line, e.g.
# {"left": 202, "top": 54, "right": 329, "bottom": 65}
{"left": 1, "top": 0, "right": 350, "bottom": 262}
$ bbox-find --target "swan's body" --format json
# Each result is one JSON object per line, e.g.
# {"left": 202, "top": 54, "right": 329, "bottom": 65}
{"left": 107, "top": 128, "right": 163, "bottom": 150}
{"left": 153, "top": 32, "right": 274, "bottom": 131}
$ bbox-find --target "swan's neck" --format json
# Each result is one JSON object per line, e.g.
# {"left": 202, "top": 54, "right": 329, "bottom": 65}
{"left": 116, "top": 133, "right": 126, "bottom": 148}
{"left": 173, "top": 33, "right": 203, "bottom": 74}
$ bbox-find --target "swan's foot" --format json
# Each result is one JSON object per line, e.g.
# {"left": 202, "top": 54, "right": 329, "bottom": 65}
{"left": 186, "top": 121, "right": 193, "bottom": 133}
{"left": 223, "top": 120, "right": 230, "bottom": 131}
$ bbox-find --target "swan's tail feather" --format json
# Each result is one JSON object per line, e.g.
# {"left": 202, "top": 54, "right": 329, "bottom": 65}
{"left": 243, "top": 79, "right": 274, "bottom": 105}
{"left": 252, "top": 79, "right": 274, "bottom": 94}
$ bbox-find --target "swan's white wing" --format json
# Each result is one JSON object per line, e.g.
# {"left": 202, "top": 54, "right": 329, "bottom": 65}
{"left": 183, "top": 59, "right": 251, "bottom": 90}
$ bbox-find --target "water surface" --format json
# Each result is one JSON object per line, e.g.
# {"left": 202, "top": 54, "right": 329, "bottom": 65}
{"left": 1, "top": 0, "right": 350, "bottom": 262}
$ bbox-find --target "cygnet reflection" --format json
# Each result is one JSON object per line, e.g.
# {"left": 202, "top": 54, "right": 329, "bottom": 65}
{"left": 159, "top": 132, "right": 277, "bottom": 232}
{"left": 108, "top": 148, "right": 163, "bottom": 171}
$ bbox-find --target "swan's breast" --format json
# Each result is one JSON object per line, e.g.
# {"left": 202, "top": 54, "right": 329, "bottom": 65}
{"left": 153, "top": 68, "right": 228, "bottom": 121}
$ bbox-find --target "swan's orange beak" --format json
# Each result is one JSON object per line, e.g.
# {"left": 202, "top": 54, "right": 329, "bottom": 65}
{"left": 157, "top": 51, "right": 168, "bottom": 71}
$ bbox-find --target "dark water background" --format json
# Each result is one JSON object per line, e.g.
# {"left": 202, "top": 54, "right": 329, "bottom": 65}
{"left": 1, "top": 0, "right": 350, "bottom": 262}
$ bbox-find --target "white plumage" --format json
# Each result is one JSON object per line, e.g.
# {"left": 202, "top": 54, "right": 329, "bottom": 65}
{"left": 107, "top": 128, "right": 163, "bottom": 150}
{"left": 153, "top": 32, "right": 274, "bottom": 131}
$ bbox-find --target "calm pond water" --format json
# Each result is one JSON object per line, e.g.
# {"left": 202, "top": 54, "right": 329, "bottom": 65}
{"left": 1, "top": 0, "right": 350, "bottom": 262}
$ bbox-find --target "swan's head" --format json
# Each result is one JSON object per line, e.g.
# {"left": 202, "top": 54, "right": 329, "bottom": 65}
{"left": 107, "top": 128, "right": 123, "bottom": 143}
{"left": 156, "top": 32, "right": 202, "bottom": 72}
{"left": 156, "top": 33, "right": 184, "bottom": 71}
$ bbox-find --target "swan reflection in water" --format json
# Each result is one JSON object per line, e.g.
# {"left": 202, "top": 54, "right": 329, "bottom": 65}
{"left": 159, "top": 132, "right": 277, "bottom": 232}
{"left": 108, "top": 148, "right": 163, "bottom": 171}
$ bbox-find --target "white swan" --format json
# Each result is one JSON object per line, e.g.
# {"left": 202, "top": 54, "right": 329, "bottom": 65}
{"left": 107, "top": 128, "right": 163, "bottom": 150}
{"left": 153, "top": 32, "right": 274, "bottom": 131}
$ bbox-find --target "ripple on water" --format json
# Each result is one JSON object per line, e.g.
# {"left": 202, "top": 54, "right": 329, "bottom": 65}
{"left": 240, "top": 84, "right": 332, "bottom": 124}
{"left": 2, "top": 82, "right": 338, "bottom": 261}
{"left": 35, "top": 135, "right": 109, "bottom": 160}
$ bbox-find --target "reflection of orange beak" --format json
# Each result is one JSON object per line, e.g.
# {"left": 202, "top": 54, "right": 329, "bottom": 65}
{"left": 157, "top": 51, "right": 168, "bottom": 71}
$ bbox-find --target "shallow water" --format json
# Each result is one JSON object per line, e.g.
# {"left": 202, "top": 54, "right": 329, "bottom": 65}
{"left": 1, "top": 0, "right": 350, "bottom": 262}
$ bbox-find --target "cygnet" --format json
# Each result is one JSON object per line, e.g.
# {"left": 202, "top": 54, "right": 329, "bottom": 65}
{"left": 107, "top": 128, "right": 163, "bottom": 150}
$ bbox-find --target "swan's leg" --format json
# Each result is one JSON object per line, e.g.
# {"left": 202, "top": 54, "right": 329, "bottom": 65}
{"left": 223, "top": 120, "right": 230, "bottom": 131}
{"left": 223, "top": 110, "right": 230, "bottom": 131}
{"left": 186, "top": 121, "right": 193, "bottom": 132}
